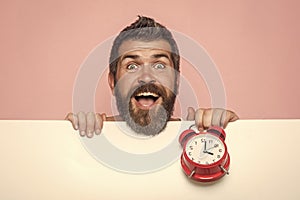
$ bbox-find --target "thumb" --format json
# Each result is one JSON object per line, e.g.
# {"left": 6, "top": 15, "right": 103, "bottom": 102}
{"left": 186, "top": 107, "right": 195, "bottom": 120}
{"left": 100, "top": 113, "right": 107, "bottom": 121}
{"left": 222, "top": 111, "right": 239, "bottom": 128}
{"left": 229, "top": 112, "right": 239, "bottom": 122}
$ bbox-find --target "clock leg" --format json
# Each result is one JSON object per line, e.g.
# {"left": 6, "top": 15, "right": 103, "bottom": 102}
{"left": 188, "top": 168, "right": 196, "bottom": 178}
{"left": 219, "top": 165, "right": 229, "bottom": 175}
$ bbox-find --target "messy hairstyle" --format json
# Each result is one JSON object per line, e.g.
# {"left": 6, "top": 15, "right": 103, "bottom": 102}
{"left": 109, "top": 16, "right": 180, "bottom": 81}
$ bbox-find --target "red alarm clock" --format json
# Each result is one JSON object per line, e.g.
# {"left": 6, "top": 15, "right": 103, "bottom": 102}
{"left": 179, "top": 126, "right": 230, "bottom": 182}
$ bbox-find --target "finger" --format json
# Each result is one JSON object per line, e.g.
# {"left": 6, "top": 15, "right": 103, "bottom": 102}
{"left": 229, "top": 111, "right": 239, "bottom": 122}
{"left": 186, "top": 107, "right": 195, "bottom": 120}
{"left": 95, "top": 113, "right": 104, "bottom": 135}
{"left": 194, "top": 108, "right": 204, "bottom": 131}
{"left": 211, "top": 108, "right": 225, "bottom": 127}
{"left": 65, "top": 112, "right": 79, "bottom": 130}
{"left": 101, "top": 113, "right": 107, "bottom": 121}
{"left": 86, "top": 112, "right": 95, "bottom": 138}
{"left": 221, "top": 110, "right": 239, "bottom": 128}
{"left": 77, "top": 111, "right": 87, "bottom": 137}
{"left": 202, "top": 109, "right": 213, "bottom": 130}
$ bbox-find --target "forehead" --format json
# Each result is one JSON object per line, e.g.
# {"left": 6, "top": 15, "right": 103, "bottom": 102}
{"left": 118, "top": 40, "right": 172, "bottom": 57}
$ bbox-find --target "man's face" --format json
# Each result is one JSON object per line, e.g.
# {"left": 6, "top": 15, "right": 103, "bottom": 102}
{"left": 109, "top": 39, "right": 179, "bottom": 136}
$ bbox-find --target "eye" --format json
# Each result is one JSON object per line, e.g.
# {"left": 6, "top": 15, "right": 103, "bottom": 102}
{"left": 153, "top": 63, "right": 166, "bottom": 69}
{"left": 127, "top": 64, "right": 139, "bottom": 71}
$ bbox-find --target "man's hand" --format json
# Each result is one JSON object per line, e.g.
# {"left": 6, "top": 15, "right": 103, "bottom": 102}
{"left": 65, "top": 112, "right": 106, "bottom": 138}
{"left": 66, "top": 108, "right": 238, "bottom": 137}
{"left": 186, "top": 108, "right": 239, "bottom": 130}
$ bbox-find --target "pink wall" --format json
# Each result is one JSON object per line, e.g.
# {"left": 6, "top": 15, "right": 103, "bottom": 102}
{"left": 1, "top": 0, "right": 299, "bottom": 120}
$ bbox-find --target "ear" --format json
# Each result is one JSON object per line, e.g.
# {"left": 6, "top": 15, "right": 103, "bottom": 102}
{"left": 108, "top": 73, "right": 115, "bottom": 96}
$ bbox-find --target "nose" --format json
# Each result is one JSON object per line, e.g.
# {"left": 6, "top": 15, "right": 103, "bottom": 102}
{"left": 137, "top": 65, "right": 156, "bottom": 84}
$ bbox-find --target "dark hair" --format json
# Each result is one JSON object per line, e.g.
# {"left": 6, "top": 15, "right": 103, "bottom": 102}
{"left": 109, "top": 16, "right": 180, "bottom": 80}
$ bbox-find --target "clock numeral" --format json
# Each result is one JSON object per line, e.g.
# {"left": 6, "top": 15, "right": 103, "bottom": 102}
{"left": 217, "top": 155, "right": 221, "bottom": 159}
{"left": 214, "top": 144, "right": 219, "bottom": 148}
{"left": 201, "top": 138, "right": 206, "bottom": 143}
{"left": 194, "top": 141, "right": 198, "bottom": 145}
{"left": 205, "top": 161, "right": 209, "bottom": 165}
{"left": 209, "top": 139, "right": 213, "bottom": 144}
{"left": 189, "top": 146, "right": 193, "bottom": 150}
{"left": 219, "top": 149, "right": 223, "bottom": 152}
{"left": 188, "top": 152, "right": 192, "bottom": 156}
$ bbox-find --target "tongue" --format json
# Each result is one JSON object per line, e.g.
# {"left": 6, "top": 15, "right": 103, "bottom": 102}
{"left": 138, "top": 98, "right": 155, "bottom": 107}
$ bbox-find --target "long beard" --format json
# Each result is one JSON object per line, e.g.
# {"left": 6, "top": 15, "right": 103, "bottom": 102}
{"left": 115, "top": 83, "right": 176, "bottom": 136}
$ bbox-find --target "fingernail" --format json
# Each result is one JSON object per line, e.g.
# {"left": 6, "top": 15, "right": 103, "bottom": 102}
{"left": 95, "top": 129, "right": 101, "bottom": 135}
{"left": 75, "top": 125, "right": 78, "bottom": 130}
{"left": 198, "top": 128, "right": 204, "bottom": 132}
{"left": 87, "top": 131, "right": 93, "bottom": 138}
{"left": 80, "top": 130, "right": 85, "bottom": 136}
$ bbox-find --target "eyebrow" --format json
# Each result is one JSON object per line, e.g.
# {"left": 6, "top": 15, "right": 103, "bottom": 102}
{"left": 151, "top": 53, "right": 171, "bottom": 60}
{"left": 120, "top": 53, "right": 171, "bottom": 62}
{"left": 121, "top": 54, "right": 140, "bottom": 61}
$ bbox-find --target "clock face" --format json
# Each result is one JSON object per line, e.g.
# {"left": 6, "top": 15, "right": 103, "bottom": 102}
{"left": 185, "top": 134, "right": 225, "bottom": 165}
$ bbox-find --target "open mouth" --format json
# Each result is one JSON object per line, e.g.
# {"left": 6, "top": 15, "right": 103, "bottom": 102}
{"left": 133, "top": 92, "right": 161, "bottom": 109}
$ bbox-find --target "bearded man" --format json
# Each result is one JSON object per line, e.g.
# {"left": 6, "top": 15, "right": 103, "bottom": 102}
{"left": 66, "top": 16, "right": 238, "bottom": 138}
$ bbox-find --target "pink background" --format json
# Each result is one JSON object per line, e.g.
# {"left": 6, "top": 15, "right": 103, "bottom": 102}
{"left": 1, "top": 0, "right": 299, "bottom": 120}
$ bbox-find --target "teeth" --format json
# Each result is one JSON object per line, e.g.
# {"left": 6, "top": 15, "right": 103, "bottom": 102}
{"left": 136, "top": 92, "right": 159, "bottom": 97}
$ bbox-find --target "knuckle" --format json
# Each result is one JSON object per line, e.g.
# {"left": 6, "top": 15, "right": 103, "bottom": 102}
{"left": 204, "top": 108, "right": 212, "bottom": 115}
{"left": 78, "top": 111, "right": 85, "bottom": 115}
{"left": 65, "top": 112, "right": 74, "bottom": 120}
{"left": 86, "top": 111, "right": 94, "bottom": 116}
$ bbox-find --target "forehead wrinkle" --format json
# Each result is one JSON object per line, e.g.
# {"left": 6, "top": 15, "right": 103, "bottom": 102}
{"left": 118, "top": 39, "right": 172, "bottom": 57}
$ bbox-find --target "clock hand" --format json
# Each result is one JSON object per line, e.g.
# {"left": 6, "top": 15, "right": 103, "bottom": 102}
{"left": 203, "top": 151, "right": 214, "bottom": 155}
{"left": 203, "top": 141, "right": 214, "bottom": 155}
{"left": 206, "top": 144, "right": 219, "bottom": 151}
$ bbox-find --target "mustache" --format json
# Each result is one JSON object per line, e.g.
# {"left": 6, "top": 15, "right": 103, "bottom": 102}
{"left": 129, "top": 83, "right": 167, "bottom": 99}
